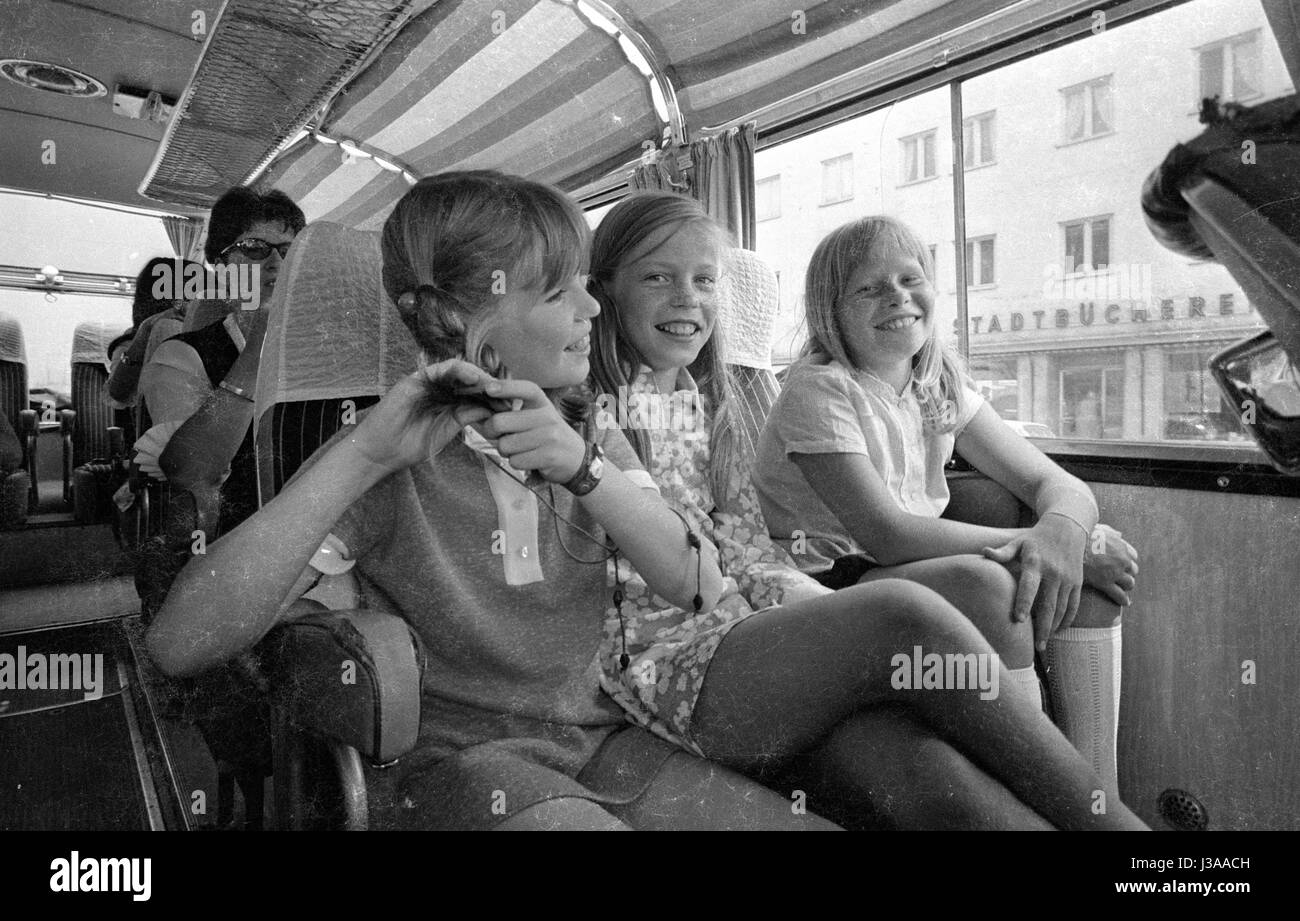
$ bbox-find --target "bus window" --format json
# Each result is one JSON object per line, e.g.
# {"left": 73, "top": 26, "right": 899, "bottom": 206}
{"left": 0, "top": 193, "right": 172, "bottom": 398}
{"left": 958, "top": 0, "right": 1285, "bottom": 449}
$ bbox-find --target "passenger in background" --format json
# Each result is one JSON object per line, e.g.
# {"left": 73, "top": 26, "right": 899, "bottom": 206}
{"left": 107, "top": 256, "right": 197, "bottom": 410}
{"left": 755, "top": 215, "right": 1139, "bottom": 798}
{"left": 132, "top": 187, "right": 303, "bottom": 830}
{"left": 134, "top": 187, "right": 304, "bottom": 597}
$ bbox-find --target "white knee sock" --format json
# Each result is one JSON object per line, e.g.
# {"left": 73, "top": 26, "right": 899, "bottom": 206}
{"left": 1043, "top": 624, "right": 1121, "bottom": 798}
{"left": 1006, "top": 665, "right": 1044, "bottom": 711}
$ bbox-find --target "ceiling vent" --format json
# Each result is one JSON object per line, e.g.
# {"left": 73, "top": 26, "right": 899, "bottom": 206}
{"left": 0, "top": 59, "right": 107, "bottom": 98}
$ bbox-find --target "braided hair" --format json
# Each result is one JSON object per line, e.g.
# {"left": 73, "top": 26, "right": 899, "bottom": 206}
{"left": 380, "top": 170, "right": 590, "bottom": 377}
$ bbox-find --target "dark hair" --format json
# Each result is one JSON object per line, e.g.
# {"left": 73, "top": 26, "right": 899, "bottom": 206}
{"left": 203, "top": 187, "right": 306, "bottom": 264}
{"left": 380, "top": 170, "right": 589, "bottom": 373}
{"left": 132, "top": 256, "right": 202, "bottom": 327}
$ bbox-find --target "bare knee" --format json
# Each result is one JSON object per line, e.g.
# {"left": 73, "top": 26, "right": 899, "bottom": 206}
{"left": 940, "top": 556, "right": 1031, "bottom": 664}
{"left": 1070, "top": 586, "right": 1123, "bottom": 629}
{"left": 843, "top": 578, "right": 985, "bottom": 652}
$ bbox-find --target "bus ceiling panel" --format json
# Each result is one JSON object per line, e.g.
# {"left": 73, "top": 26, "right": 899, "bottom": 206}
{"left": 263, "top": 0, "right": 659, "bottom": 223}
{"left": 138, "top": 0, "right": 434, "bottom": 208}
{"left": 0, "top": 110, "right": 170, "bottom": 210}
{"left": 0, "top": 0, "right": 222, "bottom": 210}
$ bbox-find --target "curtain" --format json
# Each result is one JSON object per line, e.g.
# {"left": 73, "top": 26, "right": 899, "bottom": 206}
{"left": 631, "top": 123, "right": 757, "bottom": 250}
{"left": 688, "top": 123, "right": 756, "bottom": 251}
{"left": 162, "top": 215, "right": 204, "bottom": 261}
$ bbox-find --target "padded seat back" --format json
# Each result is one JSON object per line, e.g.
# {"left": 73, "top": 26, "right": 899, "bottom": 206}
{"left": 70, "top": 320, "right": 129, "bottom": 466}
{"left": 253, "top": 221, "right": 419, "bottom": 502}
{"left": 719, "top": 248, "right": 781, "bottom": 467}
{"left": 0, "top": 313, "right": 27, "bottom": 436}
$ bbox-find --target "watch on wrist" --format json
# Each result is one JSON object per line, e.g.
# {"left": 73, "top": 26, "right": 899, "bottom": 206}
{"left": 561, "top": 442, "right": 604, "bottom": 496}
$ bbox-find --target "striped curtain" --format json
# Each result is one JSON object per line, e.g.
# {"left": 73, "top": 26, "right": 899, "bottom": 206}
{"left": 690, "top": 123, "right": 757, "bottom": 251}
{"left": 162, "top": 216, "right": 204, "bottom": 261}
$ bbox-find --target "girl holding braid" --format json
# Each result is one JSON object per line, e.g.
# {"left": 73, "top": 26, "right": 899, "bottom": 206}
{"left": 146, "top": 171, "right": 1145, "bottom": 830}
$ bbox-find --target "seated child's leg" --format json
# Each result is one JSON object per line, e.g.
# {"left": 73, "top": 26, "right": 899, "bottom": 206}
{"left": 858, "top": 555, "right": 1042, "bottom": 708}
{"left": 690, "top": 579, "right": 1145, "bottom": 830}
{"left": 608, "top": 749, "right": 840, "bottom": 831}
{"left": 781, "top": 704, "right": 1053, "bottom": 830}
{"left": 1044, "top": 586, "right": 1123, "bottom": 799}
{"left": 494, "top": 797, "right": 632, "bottom": 831}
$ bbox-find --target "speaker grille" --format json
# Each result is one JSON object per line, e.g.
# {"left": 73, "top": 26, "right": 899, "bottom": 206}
{"left": 1158, "top": 788, "right": 1209, "bottom": 830}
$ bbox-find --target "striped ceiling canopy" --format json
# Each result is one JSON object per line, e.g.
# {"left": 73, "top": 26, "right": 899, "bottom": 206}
{"left": 248, "top": 0, "right": 1015, "bottom": 228}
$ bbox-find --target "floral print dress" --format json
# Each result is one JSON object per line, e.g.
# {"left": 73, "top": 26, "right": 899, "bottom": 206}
{"left": 597, "top": 367, "right": 830, "bottom": 756}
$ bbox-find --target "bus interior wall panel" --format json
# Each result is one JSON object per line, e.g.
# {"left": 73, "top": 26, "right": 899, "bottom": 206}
{"left": 1095, "top": 481, "right": 1300, "bottom": 829}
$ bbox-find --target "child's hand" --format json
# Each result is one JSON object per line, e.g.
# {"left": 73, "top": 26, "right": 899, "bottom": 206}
{"left": 983, "top": 515, "right": 1086, "bottom": 650}
{"left": 1082, "top": 523, "right": 1138, "bottom": 607}
{"left": 473, "top": 378, "right": 587, "bottom": 485}
{"left": 347, "top": 359, "right": 498, "bottom": 476}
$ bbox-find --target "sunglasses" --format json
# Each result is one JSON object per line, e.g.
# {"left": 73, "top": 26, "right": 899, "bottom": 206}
{"left": 220, "top": 237, "right": 292, "bottom": 261}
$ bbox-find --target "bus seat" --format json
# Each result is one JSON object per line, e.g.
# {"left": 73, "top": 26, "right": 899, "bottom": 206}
{"left": 0, "top": 312, "right": 37, "bottom": 514}
{"left": 720, "top": 247, "right": 781, "bottom": 466}
{"left": 70, "top": 320, "right": 129, "bottom": 468}
{"left": 251, "top": 221, "right": 422, "bottom": 829}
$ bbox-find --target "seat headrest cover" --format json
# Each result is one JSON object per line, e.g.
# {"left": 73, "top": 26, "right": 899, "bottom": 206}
{"left": 254, "top": 221, "right": 420, "bottom": 423}
{"left": 0, "top": 313, "right": 25, "bottom": 366}
{"left": 71, "top": 320, "right": 129, "bottom": 368}
{"left": 719, "top": 248, "right": 779, "bottom": 370}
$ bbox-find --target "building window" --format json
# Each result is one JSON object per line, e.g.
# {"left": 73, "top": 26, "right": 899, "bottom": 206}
{"left": 756, "top": 175, "right": 781, "bottom": 222}
{"left": 820, "top": 154, "right": 853, "bottom": 204}
{"left": 965, "top": 235, "right": 995, "bottom": 287}
{"left": 1060, "top": 360, "right": 1125, "bottom": 440}
{"left": 963, "top": 111, "right": 996, "bottom": 168}
{"left": 1198, "top": 32, "right": 1262, "bottom": 105}
{"left": 1063, "top": 216, "right": 1110, "bottom": 273}
{"left": 899, "top": 130, "right": 937, "bottom": 184}
{"left": 1061, "top": 76, "right": 1113, "bottom": 142}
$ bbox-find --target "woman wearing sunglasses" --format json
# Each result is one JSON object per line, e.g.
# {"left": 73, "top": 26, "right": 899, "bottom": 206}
{"left": 131, "top": 186, "right": 304, "bottom": 828}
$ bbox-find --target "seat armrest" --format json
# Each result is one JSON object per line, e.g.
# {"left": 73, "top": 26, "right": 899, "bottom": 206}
{"left": 267, "top": 604, "right": 423, "bottom": 765}
{"left": 943, "top": 469, "right": 1033, "bottom": 529}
